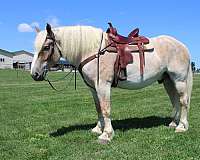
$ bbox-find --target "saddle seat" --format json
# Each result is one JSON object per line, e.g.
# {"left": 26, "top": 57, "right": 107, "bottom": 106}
{"left": 112, "top": 28, "right": 139, "bottom": 44}
{"left": 107, "top": 23, "right": 149, "bottom": 45}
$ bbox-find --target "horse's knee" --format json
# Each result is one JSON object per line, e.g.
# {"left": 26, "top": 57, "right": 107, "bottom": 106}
{"left": 100, "top": 100, "right": 111, "bottom": 117}
{"left": 180, "top": 94, "right": 189, "bottom": 105}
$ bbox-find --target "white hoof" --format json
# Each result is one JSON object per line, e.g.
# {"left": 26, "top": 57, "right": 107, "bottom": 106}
{"left": 98, "top": 131, "right": 114, "bottom": 144}
{"left": 169, "top": 121, "right": 177, "bottom": 128}
{"left": 175, "top": 123, "right": 188, "bottom": 133}
{"left": 91, "top": 125, "right": 102, "bottom": 135}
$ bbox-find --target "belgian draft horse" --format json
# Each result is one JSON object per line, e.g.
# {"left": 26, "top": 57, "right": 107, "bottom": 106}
{"left": 31, "top": 24, "right": 192, "bottom": 143}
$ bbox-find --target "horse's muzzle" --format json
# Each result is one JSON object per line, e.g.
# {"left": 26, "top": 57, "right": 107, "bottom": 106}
{"left": 31, "top": 72, "right": 45, "bottom": 81}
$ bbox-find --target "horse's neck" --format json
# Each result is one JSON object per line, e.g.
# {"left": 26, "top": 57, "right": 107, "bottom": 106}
{"left": 56, "top": 29, "right": 107, "bottom": 67}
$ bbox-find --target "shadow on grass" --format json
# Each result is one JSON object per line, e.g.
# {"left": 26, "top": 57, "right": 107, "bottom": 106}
{"left": 49, "top": 116, "right": 171, "bottom": 137}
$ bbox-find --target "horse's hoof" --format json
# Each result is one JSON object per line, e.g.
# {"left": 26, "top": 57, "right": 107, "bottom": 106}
{"left": 175, "top": 127, "right": 187, "bottom": 133}
{"left": 98, "top": 132, "right": 113, "bottom": 144}
{"left": 175, "top": 123, "right": 188, "bottom": 133}
{"left": 169, "top": 121, "right": 177, "bottom": 128}
{"left": 98, "top": 138, "right": 110, "bottom": 144}
{"left": 91, "top": 126, "right": 102, "bottom": 135}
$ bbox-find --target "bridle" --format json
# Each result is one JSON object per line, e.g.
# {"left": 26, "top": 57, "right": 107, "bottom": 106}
{"left": 44, "top": 35, "right": 63, "bottom": 62}
{"left": 42, "top": 33, "right": 78, "bottom": 91}
{"left": 42, "top": 29, "right": 110, "bottom": 91}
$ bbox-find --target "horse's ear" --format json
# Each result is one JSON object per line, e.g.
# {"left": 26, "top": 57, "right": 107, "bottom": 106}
{"left": 34, "top": 26, "right": 40, "bottom": 33}
{"left": 46, "top": 23, "right": 52, "bottom": 35}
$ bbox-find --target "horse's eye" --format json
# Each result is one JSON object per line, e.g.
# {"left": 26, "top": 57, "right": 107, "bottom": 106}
{"left": 43, "top": 46, "right": 50, "bottom": 51}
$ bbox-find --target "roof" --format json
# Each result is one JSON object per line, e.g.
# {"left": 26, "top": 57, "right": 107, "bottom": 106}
{"left": 0, "top": 49, "right": 13, "bottom": 58}
{"left": 13, "top": 50, "right": 34, "bottom": 57}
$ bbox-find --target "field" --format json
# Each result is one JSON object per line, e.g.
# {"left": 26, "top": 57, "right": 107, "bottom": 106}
{"left": 0, "top": 69, "right": 200, "bottom": 160}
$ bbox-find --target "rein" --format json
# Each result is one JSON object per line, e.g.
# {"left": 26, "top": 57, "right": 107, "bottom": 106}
{"left": 44, "top": 65, "right": 77, "bottom": 91}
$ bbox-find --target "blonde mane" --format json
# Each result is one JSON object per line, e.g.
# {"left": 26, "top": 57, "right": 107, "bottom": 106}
{"left": 34, "top": 25, "right": 105, "bottom": 64}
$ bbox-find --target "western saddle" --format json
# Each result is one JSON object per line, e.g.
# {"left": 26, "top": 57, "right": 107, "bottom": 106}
{"left": 106, "top": 22, "right": 152, "bottom": 87}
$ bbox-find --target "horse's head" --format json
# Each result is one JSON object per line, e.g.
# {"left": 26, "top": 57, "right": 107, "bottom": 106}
{"left": 31, "top": 24, "right": 61, "bottom": 81}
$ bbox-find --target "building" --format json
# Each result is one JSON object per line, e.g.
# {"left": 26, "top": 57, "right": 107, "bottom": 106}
{"left": 13, "top": 50, "right": 34, "bottom": 70}
{"left": 0, "top": 49, "right": 14, "bottom": 69}
{"left": 0, "top": 49, "right": 33, "bottom": 69}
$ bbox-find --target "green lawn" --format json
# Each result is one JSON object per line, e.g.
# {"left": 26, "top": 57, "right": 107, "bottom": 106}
{"left": 0, "top": 69, "right": 200, "bottom": 160}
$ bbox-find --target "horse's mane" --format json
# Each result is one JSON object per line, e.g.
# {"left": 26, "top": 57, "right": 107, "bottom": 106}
{"left": 34, "top": 25, "right": 105, "bottom": 63}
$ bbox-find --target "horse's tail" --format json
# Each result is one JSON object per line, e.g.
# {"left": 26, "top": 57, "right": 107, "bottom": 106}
{"left": 186, "top": 61, "right": 193, "bottom": 107}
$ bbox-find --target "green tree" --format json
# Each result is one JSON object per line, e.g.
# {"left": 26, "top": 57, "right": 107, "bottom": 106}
{"left": 191, "top": 62, "right": 196, "bottom": 73}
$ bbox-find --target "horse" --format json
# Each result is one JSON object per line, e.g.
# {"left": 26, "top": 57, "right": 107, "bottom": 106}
{"left": 31, "top": 24, "right": 193, "bottom": 143}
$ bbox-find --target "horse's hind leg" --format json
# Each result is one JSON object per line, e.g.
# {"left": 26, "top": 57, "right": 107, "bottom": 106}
{"left": 169, "top": 67, "right": 192, "bottom": 132}
{"left": 174, "top": 80, "right": 190, "bottom": 132}
{"left": 163, "top": 75, "right": 180, "bottom": 128}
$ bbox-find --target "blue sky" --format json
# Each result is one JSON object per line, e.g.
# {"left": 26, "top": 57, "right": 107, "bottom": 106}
{"left": 0, "top": 0, "right": 199, "bottom": 67}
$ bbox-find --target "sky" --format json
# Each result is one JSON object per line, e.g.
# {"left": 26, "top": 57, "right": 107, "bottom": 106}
{"left": 0, "top": 0, "right": 199, "bottom": 67}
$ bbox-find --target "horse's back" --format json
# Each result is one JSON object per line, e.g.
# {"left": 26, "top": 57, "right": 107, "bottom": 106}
{"left": 118, "top": 35, "right": 191, "bottom": 89}
{"left": 151, "top": 35, "right": 190, "bottom": 63}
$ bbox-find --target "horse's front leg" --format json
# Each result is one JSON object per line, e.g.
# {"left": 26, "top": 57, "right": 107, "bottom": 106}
{"left": 90, "top": 89, "right": 103, "bottom": 135}
{"left": 95, "top": 84, "right": 114, "bottom": 143}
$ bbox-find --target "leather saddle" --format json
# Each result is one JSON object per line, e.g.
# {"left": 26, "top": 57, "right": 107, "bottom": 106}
{"left": 107, "top": 22, "right": 149, "bottom": 45}
{"left": 106, "top": 22, "right": 151, "bottom": 87}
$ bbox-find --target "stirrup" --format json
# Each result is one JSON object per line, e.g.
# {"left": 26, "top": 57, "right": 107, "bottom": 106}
{"left": 119, "top": 69, "right": 127, "bottom": 81}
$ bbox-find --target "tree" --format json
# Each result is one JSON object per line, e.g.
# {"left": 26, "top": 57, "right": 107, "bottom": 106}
{"left": 191, "top": 62, "right": 196, "bottom": 73}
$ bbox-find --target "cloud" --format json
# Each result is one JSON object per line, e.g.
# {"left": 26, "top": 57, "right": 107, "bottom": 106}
{"left": 17, "top": 16, "right": 60, "bottom": 33}
{"left": 18, "top": 23, "right": 34, "bottom": 32}
{"left": 17, "top": 22, "right": 40, "bottom": 32}
{"left": 46, "top": 16, "right": 60, "bottom": 27}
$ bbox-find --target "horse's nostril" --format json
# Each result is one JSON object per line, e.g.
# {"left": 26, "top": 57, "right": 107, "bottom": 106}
{"left": 32, "top": 72, "right": 45, "bottom": 81}
{"left": 32, "top": 72, "right": 41, "bottom": 81}
{"left": 35, "top": 72, "right": 39, "bottom": 77}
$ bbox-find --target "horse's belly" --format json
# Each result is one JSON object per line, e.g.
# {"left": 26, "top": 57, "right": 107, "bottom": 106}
{"left": 117, "top": 63, "right": 164, "bottom": 90}
{"left": 118, "top": 76, "right": 158, "bottom": 89}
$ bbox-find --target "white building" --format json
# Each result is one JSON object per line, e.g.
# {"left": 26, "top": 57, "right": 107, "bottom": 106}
{"left": 0, "top": 49, "right": 14, "bottom": 69}
{"left": 0, "top": 49, "right": 33, "bottom": 69}
{"left": 13, "top": 50, "right": 34, "bottom": 70}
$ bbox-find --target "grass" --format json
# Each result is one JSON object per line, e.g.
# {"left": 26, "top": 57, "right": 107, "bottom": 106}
{"left": 0, "top": 69, "right": 200, "bottom": 160}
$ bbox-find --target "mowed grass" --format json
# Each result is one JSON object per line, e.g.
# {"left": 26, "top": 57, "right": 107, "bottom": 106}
{"left": 0, "top": 69, "right": 200, "bottom": 160}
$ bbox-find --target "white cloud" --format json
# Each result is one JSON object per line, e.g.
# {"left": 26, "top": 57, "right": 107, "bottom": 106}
{"left": 18, "top": 21, "right": 40, "bottom": 32}
{"left": 47, "top": 16, "right": 60, "bottom": 27}
{"left": 18, "top": 23, "right": 34, "bottom": 32}
{"left": 17, "top": 17, "right": 60, "bottom": 33}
